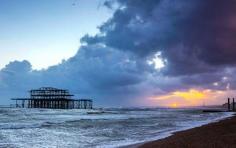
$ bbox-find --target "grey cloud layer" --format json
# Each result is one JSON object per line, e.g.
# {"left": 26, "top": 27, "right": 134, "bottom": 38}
{"left": 0, "top": 45, "right": 155, "bottom": 106}
{"left": 82, "top": 0, "right": 236, "bottom": 75}
{"left": 1, "top": 0, "right": 236, "bottom": 106}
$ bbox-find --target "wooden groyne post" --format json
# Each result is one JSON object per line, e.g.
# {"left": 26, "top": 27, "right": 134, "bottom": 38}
{"left": 228, "top": 98, "right": 231, "bottom": 111}
{"left": 233, "top": 98, "right": 235, "bottom": 112}
{"left": 227, "top": 97, "right": 235, "bottom": 112}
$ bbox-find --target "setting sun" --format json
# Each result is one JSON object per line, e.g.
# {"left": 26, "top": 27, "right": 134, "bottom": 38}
{"left": 170, "top": 103, "right": 178, "bottom": 108}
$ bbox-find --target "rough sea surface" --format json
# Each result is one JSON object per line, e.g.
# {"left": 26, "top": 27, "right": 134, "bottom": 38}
{"left": 0, "top": 108, "right": 232, "bottom": 148}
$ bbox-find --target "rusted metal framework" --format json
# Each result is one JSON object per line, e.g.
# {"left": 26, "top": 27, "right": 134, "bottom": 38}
{"left": 11, "top": 87, "right": 93, "bottom": 109}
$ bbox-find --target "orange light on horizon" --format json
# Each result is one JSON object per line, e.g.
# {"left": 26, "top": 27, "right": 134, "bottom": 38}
{"left": 151, "top": 89, "right": 208, "bottom": 107}
{"left": 173, "top": 89, "right": 205, "bottom": 101}
{"left": 149, "top": 88, "right": 235, "bottom": 107}
{"left": 170, "top": 103, "right": 178, "bottom": 108}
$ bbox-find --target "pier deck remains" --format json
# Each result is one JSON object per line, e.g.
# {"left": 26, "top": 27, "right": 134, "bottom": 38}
{"left": 12, "top": 87, "right": 93, "bottom": 109}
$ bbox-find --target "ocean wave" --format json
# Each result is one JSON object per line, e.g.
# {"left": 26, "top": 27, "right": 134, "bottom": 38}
{"left": 0, "top": 108, "right": 233, "bottom": 148}
{"left": 0, "top": 123, "right": 43, "bottom": 130}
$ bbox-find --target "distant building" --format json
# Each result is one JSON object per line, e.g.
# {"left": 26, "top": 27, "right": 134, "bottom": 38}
{"left": 11, "top": 87, "right": 93, "bottom": 109}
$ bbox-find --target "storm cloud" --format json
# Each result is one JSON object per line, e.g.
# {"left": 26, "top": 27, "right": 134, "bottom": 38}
{"left": 1, "top": 0, "right": 236, "bottom": 106}
{"left": 82, "top": 0, "right": 236, "bottom": 75}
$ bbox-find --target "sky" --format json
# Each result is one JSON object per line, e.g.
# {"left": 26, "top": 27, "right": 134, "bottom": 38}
{"left": 0, "top": 0, "right": 236, "bottom": 107}
{"left": 0, "top": 0, "right": 112, "bottom": 69}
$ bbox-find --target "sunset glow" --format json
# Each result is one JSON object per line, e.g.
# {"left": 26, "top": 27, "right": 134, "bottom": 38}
{"left": 173, "top": 89, "right": 205, "bottom": 101}
{"left": 150, "top": 89, "right": 220, "bottom": 107}
{"left": 149, "top": 88, "right": 236, "bottom": 107}
{"left": 170, "top": 103, "right": 178, "bottom": 108}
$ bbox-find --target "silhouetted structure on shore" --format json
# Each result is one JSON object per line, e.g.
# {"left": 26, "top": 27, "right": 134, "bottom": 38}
{"left": 203, "top": 98, "right": 236, "bottom": 113}
{"left": 225, "top": 98, "right": 235, "bottom": 112}
{"left": 11, "top": 87, "right": 92, "bottom": 109}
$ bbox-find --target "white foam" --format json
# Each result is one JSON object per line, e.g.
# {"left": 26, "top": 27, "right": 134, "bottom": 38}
{"left": 0, "top": 108, "right": 233, "bottom": 148}
{"left": 111, "top": 112, "right": 234, "bottom": 148}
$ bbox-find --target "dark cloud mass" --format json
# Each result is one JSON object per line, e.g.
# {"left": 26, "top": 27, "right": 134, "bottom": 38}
{"left": 83, "top": 0, "right": 236, "bottom": 75}
{"left": 1, "top": 0, "right": 236, "bottom": 106}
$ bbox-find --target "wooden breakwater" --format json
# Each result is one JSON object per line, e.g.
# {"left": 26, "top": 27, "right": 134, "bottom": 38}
{"left": 203, "top": 98, "right": 235, "bottom": 113}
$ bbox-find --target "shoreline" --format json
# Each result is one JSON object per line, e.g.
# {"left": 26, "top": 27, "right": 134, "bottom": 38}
{"left": 139, "top": 113, "right": 236, "bottom": 148}
{"left": 121, "top": 112, "right": 234, "bottom": 148}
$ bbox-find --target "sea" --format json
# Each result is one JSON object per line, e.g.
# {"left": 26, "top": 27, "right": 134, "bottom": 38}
{"left": 0, "top": 107, "right": 233, "bottom": 148}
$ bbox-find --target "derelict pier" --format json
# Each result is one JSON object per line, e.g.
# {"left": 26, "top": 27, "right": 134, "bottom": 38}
{"left": 11, "top": 87, "right": 93, "bottom": 109}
